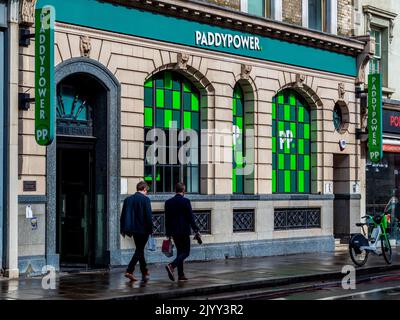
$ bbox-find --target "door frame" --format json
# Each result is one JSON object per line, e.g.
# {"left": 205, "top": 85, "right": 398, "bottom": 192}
{"left": 47, "top": 58, "right": 121, "bottom": 270}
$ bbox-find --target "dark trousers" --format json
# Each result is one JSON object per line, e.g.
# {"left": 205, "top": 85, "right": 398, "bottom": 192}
{"left": 171, "top": 235, "right": 191, "bottom": 277}
{"left": 127, "top": 233, "right": 149, "bottom": 274}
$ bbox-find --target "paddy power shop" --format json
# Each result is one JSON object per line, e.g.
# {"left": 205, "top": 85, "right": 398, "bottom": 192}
{"left": 367, "top": 104, "right": 400, "bottom": 241}
{"left": 15, "top": 0, "right": 367, "bottom": 274}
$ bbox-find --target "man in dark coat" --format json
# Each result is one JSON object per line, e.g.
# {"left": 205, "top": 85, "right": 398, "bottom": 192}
{"left": 164, "top": 182, "right": 200, "bottom": 281}
{"left": 120, "top": 181, "right": 153, "bottom": 282}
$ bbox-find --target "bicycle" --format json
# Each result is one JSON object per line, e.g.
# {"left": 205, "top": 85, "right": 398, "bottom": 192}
{"left": 349, "top": 212, "right": 392, "bottom": 267}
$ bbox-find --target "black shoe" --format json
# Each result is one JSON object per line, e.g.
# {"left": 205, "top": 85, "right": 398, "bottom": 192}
{"left": 178, "top": 276, "right": 188, "bottom": 282}
{"left": 165, "top": 264, "right": 175, "bottom": 281}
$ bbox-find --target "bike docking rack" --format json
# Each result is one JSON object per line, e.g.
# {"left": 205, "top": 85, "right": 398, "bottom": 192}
{"left": 349, "top": 213, "right": 394, "bottom": 267}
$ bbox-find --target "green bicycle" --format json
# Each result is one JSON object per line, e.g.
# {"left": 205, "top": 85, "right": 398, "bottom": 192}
{"left": 349, "top": 212, "right": 392, "bottom": 267}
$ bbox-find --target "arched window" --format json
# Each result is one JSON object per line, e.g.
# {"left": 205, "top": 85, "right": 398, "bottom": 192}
{"left": 233, "top": 84, "right": 245, "bottom": 194}
{"left": 144, "top": 71, "right": 200, "bottom": 193}
{"left": 272, "top": 89, "right": 311, "bottom": 193}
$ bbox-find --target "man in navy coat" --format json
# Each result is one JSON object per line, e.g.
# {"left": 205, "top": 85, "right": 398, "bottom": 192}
{"left": 165, "top": 182, "right": 200, "bottom": 281}
{"left": 120, "top": 181, "right": 154, "bottom": 282}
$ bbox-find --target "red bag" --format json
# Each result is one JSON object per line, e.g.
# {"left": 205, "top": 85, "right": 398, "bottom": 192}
{"left": 161, "top": 239, "right": 174, "bottom": 257}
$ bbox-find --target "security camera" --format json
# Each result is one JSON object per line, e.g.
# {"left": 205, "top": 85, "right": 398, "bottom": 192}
{"left": 339, "top": 139, "right": 347, "bottom": 150}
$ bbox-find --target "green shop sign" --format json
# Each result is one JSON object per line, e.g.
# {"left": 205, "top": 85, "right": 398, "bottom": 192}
{"left": 37, "top": 0, "right": 356, "bottom": 77}
{"left": 35, "top": 5, "right": 55, "bottom": 146}
{"left": 368, "top": 73, "right": 382, "bottom": 163}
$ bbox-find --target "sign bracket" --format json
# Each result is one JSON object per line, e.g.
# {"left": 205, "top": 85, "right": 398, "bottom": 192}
{"left": 19, "top": 27, "right": 35, "bottom": 47}
{"left": 19, "top": 92, "right": 35, "bottom": 111}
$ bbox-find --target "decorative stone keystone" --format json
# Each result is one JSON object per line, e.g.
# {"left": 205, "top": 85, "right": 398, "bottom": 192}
{"left": 338, "top": 83, "right": 345, "bottom": 100}
{"left": 175, "top": 52, "right": 190, "bottom": 70}
{"left": 295, "top": 74, "right": 306, "bottom": 88}
{"left": 240, "top": 64, "right": 252, "bottom": 80}
{"left": 80, "top": 35, "right": 92, "bottom": 58}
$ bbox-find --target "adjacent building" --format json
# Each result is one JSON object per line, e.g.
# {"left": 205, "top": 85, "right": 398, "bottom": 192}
{"left": 3, "top": 0, "right": 373, "bottom": 275}
{"left": 353, "top": 0, "right": 400, "bottom": 241}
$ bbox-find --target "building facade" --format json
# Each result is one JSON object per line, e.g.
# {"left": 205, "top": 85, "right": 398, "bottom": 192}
{"left": 8, "top": 0, "right": 370, "bottom": 275}
{"left": 354, "top": 0, "right": 400, "bottom": 240}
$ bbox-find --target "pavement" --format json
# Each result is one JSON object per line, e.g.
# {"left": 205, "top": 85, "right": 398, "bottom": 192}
{"left": 1, "top": 246, "right": 400, "bottom": 300}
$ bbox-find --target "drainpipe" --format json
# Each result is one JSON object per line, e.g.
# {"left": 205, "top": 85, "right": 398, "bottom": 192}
{"left": 4, "top": 0, "right": 19, "bottom": 278}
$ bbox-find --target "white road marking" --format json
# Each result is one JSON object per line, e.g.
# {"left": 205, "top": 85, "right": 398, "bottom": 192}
{"left": 318, "top": 286, "right": 399, "bottom": 300}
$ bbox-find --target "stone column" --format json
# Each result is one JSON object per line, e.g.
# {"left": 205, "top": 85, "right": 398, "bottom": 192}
{"left": 4, "top": 0, "right": 20, "bottom": 279}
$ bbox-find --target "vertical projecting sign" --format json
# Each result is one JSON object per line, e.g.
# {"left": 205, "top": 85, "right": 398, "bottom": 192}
{"left": 368, "top": 73, "right": 383, "bottom": 163}
{"left": 35, "top": 6, "right": 55, "bottom": 146}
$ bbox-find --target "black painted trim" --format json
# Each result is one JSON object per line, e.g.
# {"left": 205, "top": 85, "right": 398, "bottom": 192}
{"left": 18, "top": 195, "right": 48, "bottom": 204}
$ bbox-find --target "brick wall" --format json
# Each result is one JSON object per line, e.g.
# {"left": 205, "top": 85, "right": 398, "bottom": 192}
{"left": 282, "top": 0, "right": 302, "bottom": 26}
{"left": 337, "top": 0, "right": 354, "bottom": 36}
{"left": 202, "top": 0, "right": 240, "bottom": 10}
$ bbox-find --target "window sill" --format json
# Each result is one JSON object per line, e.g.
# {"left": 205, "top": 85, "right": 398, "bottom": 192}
{"left": 383, "top": 87, "right": 396, "bottom": 99}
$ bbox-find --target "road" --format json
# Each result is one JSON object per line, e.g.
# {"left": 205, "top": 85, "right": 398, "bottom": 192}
{"left": 183, "top": 270, "right": 400, "bottom": 300}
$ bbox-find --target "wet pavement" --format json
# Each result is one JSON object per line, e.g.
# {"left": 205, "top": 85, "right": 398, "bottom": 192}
{"left": 1, "top": 249, "right": 400, "bottom": 300}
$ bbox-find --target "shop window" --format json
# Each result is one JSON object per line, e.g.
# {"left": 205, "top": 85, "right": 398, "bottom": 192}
{"left": 308, "top": 0, "right": 327, "bottom": 32}
{"left": 272, "top": 90, "right": 311, "bottom": 193}
{"left": 232, "top": 84, "right": 246, "bottom": 194}
{"left": 144, "top": 71, "right": 200, "bottom": 193}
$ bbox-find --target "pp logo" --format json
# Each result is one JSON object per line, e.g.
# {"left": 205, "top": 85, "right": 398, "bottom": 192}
{"left": 341, "top": 265, "right": 356, "bottom": 290}
{"left": 279, "top": 130, "right": 293, "bottom": 150}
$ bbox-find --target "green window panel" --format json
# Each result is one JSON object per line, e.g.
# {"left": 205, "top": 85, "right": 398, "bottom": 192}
{"left": 304, "top": 124, "right": 310, "bottom": 139}
{"left": 144, "top": 79, "right": 153, "bottom": 88}
{"left": 298, "top": 106, "right": 304, "bottom": 122}
{"left": 191, "top": 93, "right": 199, "bottom": 111}
{"left": 183, "top": 92, "right": 191, "bottom": 111}
{"left": 284, "top": 104, "right": 290, "bottom": 121}
{"left": 298, "top": 171, "right": 305, "bottom": 193}
{"left": 183, "top": 81, "right": 191, "bottom": 92}
{"left": 144, "top": 87, "right": 153, "bottom": 107}
{"left": 272, "top": 137, "right": 276, "bottom": 153}
{"left": 184, "top": 111, "right": 191, "bottom": 129}
{"left": 164, "top": 72, "right": 172, "bottom": 89}
{"left": 155, "top": 77, "right": 164, "bottom": 89}
{"left": 172, "top": 91, "right": 181, "bottom": 109}
{"left": 232, "top": 84, "right": 246, "bottom": 194}
{"left": 272, "top": 89, "right": 312, "bottom": 194}
{"left": 291, "top": 171, "right": 297, "bottom": 193}
{"left": 272, "top": 102, "right": 276, "bottom": 120}
{"left": 304, "top": 155, "right": 310, "bottom": 171}
{"left": 164, "top": 90, "right": 173, "bottom": 109}
{"left": 144, "top": 107, "right": 153, "bottom": 127}
{"left": 156, "top": 109, "right": 164, "bottom": 128}
{"left": 164, "top": 109, "right": 172, "bottom": 128}
{"left": 172, "top": 79, "right": 180, "bottom": 91}
{"left": 278, "top": 93, "right": 284, "bottom": 104}
{"left": 156, "top": 89, "right": 164, "bottom": 108}
{"left": 172, "top": 110, "right": 180, "bottom": 128}
{"left": 298, "top": 139, "right": 304, "bottom": 154}
{"left": 272, "top": 170, "right": 276, "bottom": 193}
{"left": 290, "top": 155, "right": 296, "bottom": 170}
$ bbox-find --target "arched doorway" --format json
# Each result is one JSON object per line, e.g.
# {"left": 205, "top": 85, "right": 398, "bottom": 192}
{"left": 56, "top": 74, "right": 107, "bottom": 267}
{"left": 47, "top": 58, "right": 121, "bottom": 270}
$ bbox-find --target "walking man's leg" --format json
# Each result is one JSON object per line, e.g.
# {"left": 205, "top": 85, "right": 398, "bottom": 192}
{"left": 126, "top": 234, "right": 148, "bottom": 281}
{"left": 171, "top": 236, "right": 190, "bottom": 279}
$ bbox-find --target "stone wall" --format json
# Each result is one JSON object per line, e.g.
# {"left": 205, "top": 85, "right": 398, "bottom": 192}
{"left": 202, "top": 0, "right": 240, "bottom": 10}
